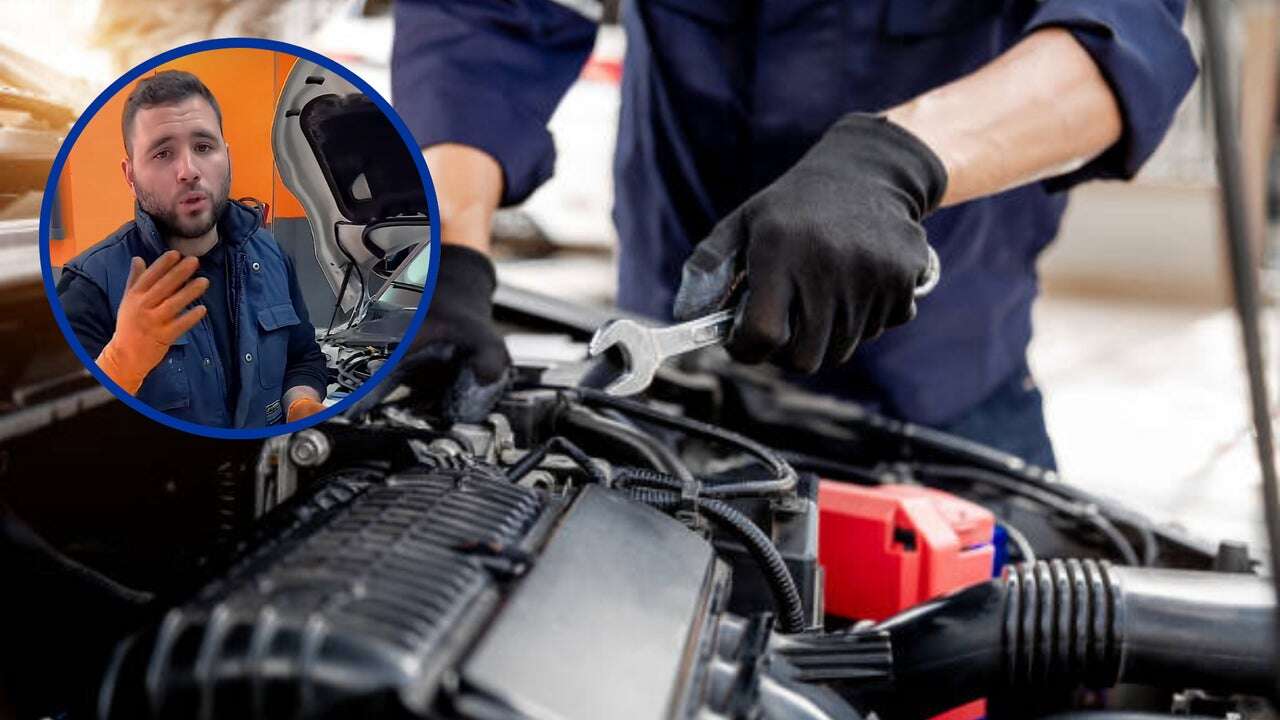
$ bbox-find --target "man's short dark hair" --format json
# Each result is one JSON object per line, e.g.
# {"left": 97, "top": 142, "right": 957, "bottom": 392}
{"left": 121, "top": 70, "right": 223, "bottom": 155}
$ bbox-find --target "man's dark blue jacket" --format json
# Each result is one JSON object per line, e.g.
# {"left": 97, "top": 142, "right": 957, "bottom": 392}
{"left": 57, "top": 200, "right": 327, "bottom": 428}
{"left": 391, "top": 0, "right": 1197, "bottom": 425}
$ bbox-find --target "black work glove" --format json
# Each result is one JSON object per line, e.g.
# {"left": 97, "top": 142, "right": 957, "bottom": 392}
{"left": 673, "top": 113, "right": 947, "bottom": 373}
{"left": 351, "top": 244, "right": 510, "bottom": 423}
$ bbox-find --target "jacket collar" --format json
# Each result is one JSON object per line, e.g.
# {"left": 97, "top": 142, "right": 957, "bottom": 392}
{"left": 133, "top": 199, "right": 263, "bottom": 258}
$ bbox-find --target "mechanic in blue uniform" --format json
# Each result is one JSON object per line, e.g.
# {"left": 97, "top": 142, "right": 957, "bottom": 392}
{"left": 57, "top": 70, "right": 328, "bottom": 429}
{"left": 385, "top": 1, "right": 1196, "bottom": 468}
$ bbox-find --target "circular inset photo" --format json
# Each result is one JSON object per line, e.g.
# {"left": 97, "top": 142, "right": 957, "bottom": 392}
{"left": 40, "top": 39, "right": 439, "bottom": 439}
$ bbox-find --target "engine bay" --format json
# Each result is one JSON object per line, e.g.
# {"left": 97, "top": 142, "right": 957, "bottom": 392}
{"left": 82, "top": 286, "right": 1277, "bottom": 720}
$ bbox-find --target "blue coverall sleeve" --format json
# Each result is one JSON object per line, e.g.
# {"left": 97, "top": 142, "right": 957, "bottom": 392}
{"left": 1023, "top": 0, "right": 1199, "bottom": 190}
{"left": 391, "top": 0, "right": 599, "bottom": 206}
{"left": 55, "top": 270, "right": 114, "bottom": 360}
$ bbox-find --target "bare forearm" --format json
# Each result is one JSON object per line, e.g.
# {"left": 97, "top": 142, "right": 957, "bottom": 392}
{"left": 887, "top": 27, "right": 1122, "bottom": 208}
{"left": 424, "top": 143, "right": 504, "bottom": 255}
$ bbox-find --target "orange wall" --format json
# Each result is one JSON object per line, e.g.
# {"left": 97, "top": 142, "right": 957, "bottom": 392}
{"left": 51, "top": 48, "right": 305, "bottom": 267}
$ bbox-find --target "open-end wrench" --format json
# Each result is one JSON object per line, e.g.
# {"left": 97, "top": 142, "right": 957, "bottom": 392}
{"left": 587, "top": 246, "right": 941, "bottom": 397}
{"left": 587, "top": 309, "right": 737, "bottom": 396}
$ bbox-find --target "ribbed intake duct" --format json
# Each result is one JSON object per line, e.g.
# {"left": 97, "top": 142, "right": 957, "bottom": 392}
{"left": 99, "top": 468, "right": 546, "bottom": 720}
{"left": 859, "top": 559, "right": 1275, "bottom": 719}
{"left": 1001, "top": 559, "right": 1121, "bottom": 692}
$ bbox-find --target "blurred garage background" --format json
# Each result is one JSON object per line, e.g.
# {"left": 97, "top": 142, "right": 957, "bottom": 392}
{"left": 2, "top": 0, "right": 1279, "bottom": 552}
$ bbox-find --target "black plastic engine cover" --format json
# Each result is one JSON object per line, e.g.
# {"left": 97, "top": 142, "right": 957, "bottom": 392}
{"left": 458, "top": 485, "right": 723, "bottom": 719}
{"left": 99, "top": 469, "right": 547, "bottom": 719}
{"left": 99, "top": 470, "right": 731, "bottom": 720}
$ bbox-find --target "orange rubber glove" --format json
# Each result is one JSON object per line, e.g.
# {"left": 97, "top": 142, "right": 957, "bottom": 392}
{"left": 96, "top": 251, "right": 209, "bottom": 395}
{"left": 286, "top": 396, "right": 326, "bottom": 423}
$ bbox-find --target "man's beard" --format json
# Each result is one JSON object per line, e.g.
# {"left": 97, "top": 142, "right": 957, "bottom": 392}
{"left": 136, "top": 170, "right": 232, "bottom": 240}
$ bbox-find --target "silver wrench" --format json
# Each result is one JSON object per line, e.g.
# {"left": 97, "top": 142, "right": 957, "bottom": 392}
{"left": 588, "top": 309, "right": 737, "bottom": 397}
{"left": 588, "top": 246, "right": 941, "bottom": 397}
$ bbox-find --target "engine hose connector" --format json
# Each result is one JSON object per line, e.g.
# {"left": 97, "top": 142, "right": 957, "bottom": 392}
{"left": 1001, "top": 559, "right": 1121, "bottom": 691}
{"left": 861, "top": 559, "right": 1275, "bottom": 719}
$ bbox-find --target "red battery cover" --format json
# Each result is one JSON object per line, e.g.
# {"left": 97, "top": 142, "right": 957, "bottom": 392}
{"left": 818, "top": 482, "right": 995, "bottom": 621}
{"left": 817, "top": 482, "right": 996, "bottom": 720}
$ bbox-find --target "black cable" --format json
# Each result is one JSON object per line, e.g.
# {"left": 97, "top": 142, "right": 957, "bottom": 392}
{"left": 337, "top": 352, "right": 360, "bottom": 385}
{"left": 1106, "top": 502, "right": 1158, "bottom": 566}
{"left": 613, "top": 466, "right": 777, "bottom": 500}
{"left": 998, "top": 520, "right": 1036, "bottom": 564}
{"left": 505, "top": 436, "right": 607, "bottom": 486}
{"left": 827, "top": 409, "right": 1161, "bottom": 564}
{"left": 625, "top": 485, "right": 806, "bottom": 633}
{"left": 1200, "top": 0, "right": 1280, "bottom": 695}
{"left": 910, "top": 463, "right": 1140, "bottom": 566}
{"left": 336, "top": 357, "right": 359, "bottom": 391}
{"left": 987, "top": 468, "right": 1157, "bottom": 566}
{"left": 614, "top": 467, "right": 702, "bottom": 496}
{"left": 784, "top": 445, "right": 1156, "bottom": 564}
{"left": 335, "top": 349, "right": 379, "bottom": 392}
{"left": 777, "top": 449, "right": 886, "bottom": 485}
{"left": 783, "top": 440, "right": 1148, "bottom": 563}
{"left": 560, "top": 404, "right": 695, "bottom": 486}
{"left": 597, "top": 406, "right": 646, "bottom": 432}
{"left": 918, "top": 458, "right": 1156, "bottom": 566}
{"left": 978, "top": 474, "right": 1157, "bottom": 565}
{"left": 575, "top": 388, "right": 797, "bottom": 496}
{"left": 783, "top": 443, "right": 1125, "bottom": 566}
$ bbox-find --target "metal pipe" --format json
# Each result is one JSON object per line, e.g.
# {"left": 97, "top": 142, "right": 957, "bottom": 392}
{"left": 1199, "top": 0, "right": 1280, "bottom": 695}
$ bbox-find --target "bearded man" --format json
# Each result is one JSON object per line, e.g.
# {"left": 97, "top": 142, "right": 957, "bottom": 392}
{"left": 57, "top": 70, "right": 327, "bottom": 428}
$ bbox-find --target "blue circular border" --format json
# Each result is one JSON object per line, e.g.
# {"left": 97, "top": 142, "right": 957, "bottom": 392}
{"left": 39, "top": 37, "right": 441, "bottom": 440}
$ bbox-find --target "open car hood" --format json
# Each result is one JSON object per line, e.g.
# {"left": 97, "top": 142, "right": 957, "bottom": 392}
{"left": 271, "top": 58, "right": 430, "bottom": 333}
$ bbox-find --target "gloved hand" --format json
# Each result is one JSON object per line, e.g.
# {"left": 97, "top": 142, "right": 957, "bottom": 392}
{"left": 350, "top": 243, "right": 510, "bottom": 423}
{"left": 673, "top": 113, "right": 948, "bottom": 373}
{"left": 96, "top": 251, "right": 209, "bottom": 394}
{"left": 286, "top": 396, "right": 326, "bottom": 423}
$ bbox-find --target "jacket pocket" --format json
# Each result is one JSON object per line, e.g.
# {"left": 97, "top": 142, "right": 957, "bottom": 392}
{"left": 254, "top": 303, "right": 301, "bottom": 390}
{"left": 883, "top": 0, "right": 1007, "bottom": 38}
{"left": 139, "top": 340, "right": 191, "bottom": 412}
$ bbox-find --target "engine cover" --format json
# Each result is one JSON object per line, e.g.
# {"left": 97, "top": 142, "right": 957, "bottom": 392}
{"left": 99, "top": 467, "right": 729, "bottom": 720}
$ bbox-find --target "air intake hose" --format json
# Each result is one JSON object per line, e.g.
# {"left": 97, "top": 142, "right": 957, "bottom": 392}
{"left": 865, "top": 559, "right": 1275, "bottom": 719}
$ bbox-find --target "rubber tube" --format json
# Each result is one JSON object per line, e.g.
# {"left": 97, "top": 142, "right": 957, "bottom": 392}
{"left": 862, "top": 560, "right": 1276, "bottom": 719}
{"left": 576, "top": 389, "right": 797, "bottom": 496}
{"left": 560, "top": 404, "right": 692, "bottom": 482}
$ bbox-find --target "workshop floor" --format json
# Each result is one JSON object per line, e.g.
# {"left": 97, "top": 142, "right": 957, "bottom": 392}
{"left": 1030, "top": 295, "right": 1272, "bottom": 556}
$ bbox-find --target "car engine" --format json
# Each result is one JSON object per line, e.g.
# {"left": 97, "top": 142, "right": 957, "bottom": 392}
{"left": 91, "top": 290, "right": 1278, "bottom": 720}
